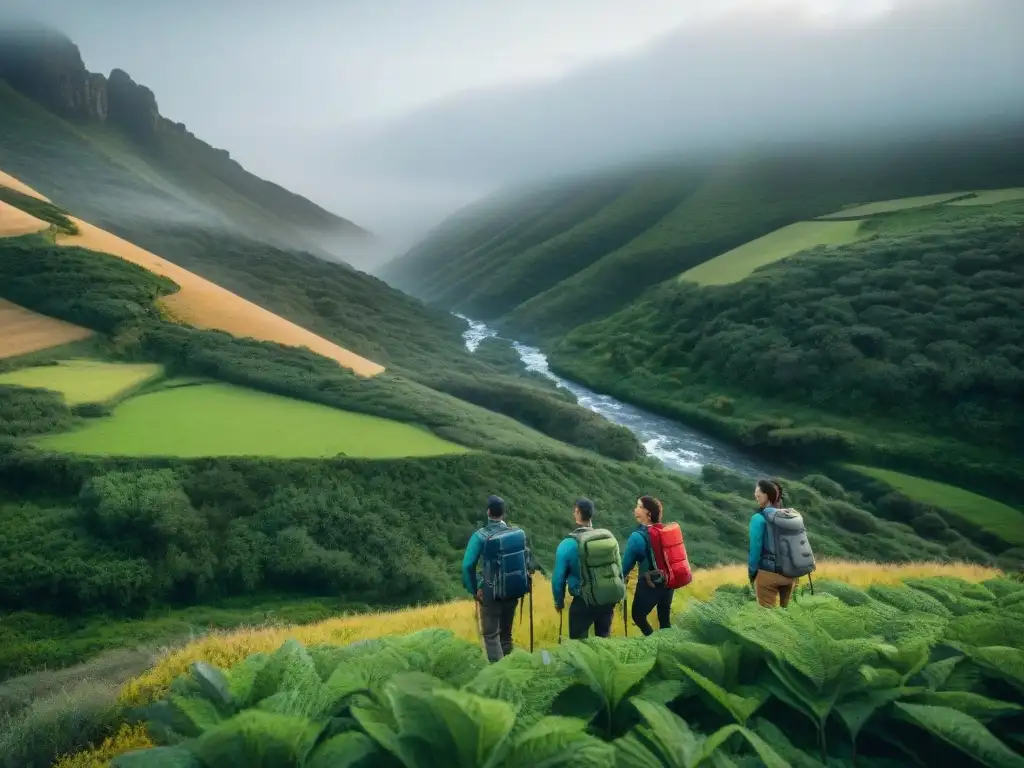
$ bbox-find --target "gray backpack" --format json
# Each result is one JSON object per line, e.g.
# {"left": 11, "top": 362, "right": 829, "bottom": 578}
{"left": 761, "top": 507, "right": 816, "bottom": 578}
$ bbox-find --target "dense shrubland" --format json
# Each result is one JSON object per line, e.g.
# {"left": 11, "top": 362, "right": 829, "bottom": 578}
{"left": 553, "top": 206, "right": 1024, "bottom": 493}
{"left": 0, "top": 456, "right": 1002, "bottom": 679}
{"left": 62, "top": 575, "right": 1024, "bottom": 767}
{"left": 0, "top": 232, "right": 641, "bottom": 459}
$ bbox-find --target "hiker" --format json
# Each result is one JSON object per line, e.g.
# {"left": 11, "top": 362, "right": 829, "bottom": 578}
{"left": 750, "top": 479, "right": 817, "bottom": 607}
{"left": 462, "top": 495, "right": 533, "bottom": 662}
{"left": 552, "top": 497, "right": 626, "bottom": 639}
{"left": 622, "top": 495, "right": 692, "bottom": 635}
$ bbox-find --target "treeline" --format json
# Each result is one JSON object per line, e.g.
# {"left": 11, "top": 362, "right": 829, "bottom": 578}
{"left": 0, "top": 454, "right": 996, "bottom": 624}
{"left": 555, "top": 210, "right": 1024, "bottom": 485}
{"left": 0, "top": 234, "right": 642, "bottom": 460}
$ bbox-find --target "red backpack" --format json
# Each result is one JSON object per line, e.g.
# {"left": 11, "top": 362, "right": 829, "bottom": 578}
{"left": 646, "top": 522, "right": 692, "bottom": 589}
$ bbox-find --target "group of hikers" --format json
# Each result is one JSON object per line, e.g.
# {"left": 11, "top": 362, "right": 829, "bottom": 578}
{"left": 462, "top": 479, "right": 816, "bottom": 662}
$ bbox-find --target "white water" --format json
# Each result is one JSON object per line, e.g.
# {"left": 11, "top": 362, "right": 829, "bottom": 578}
{"left": 457, "top": 314, "right": 772, "bottom": 478}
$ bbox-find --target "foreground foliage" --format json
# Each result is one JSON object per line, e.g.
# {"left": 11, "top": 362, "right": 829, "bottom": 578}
{"left": 81, "top": 576, "right": 1024, "bottom": 767}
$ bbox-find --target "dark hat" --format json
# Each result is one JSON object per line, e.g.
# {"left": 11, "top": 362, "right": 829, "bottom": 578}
{"left": 575, "top": 497, "right": 594, "bottom": 516}
{"left": 487, "top": 495, "right": 506, "bottom": 516}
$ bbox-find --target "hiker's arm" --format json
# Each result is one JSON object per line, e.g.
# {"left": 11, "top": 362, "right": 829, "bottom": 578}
{"left": 552, "top": 539, "right": 570, "bottom": 609}
{"left": 621, "top": 531, "right": 644, "bottom": 580}
{"left": 748, "top": 515, "right": 766, "bottom": 581}
{"left": 461, "top": 533, "right": 482, "bottom": 595}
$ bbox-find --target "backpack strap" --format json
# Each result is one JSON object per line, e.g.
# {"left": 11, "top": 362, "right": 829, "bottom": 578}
{"left": 759, "top": 507, "right": 782, "bottom": 574}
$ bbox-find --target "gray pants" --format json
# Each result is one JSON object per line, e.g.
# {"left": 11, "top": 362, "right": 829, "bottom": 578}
{"left": 479, "top": 598, "right": 518, "bottom": 662}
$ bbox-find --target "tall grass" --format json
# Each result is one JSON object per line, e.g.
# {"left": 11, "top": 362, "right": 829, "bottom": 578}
{"left": 119, "top": 559, "right": 1001, "bottom": 706}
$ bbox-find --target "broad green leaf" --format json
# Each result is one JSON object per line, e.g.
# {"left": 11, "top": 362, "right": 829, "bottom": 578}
{"left": 834, "top": 687, "right": 917, "bottom": 742}
{"left": 676, "top": 665, "right": 768, "bottom": 725}
{"left": 633, "top": 678, "right": 687, "bottom": 708}
{"left": 193, "top": 710, "right": 323, "bottom": 768}
{"left": 167, "top": 694, "right": 223, "bottom": 737}
{"left": 894, "top": 702, "right": 1024, "bottom": 768}
{"left": 656, "top": 641, "right": 737, "bottom": 684}
{"left": 315, "top": 664, "right": 373, "bottom": 718}
{"left": 428, "top": 688, "right": 516, "bottom": 768}
{"left": 110, "top": 746, "right": 201, "bottom": 768}
{"left": 190, "top": 661, "right": 233, "bottom": 709}
{"left": 698, "top": 725, "right": 790, "bottom": 768}
{"left": 306, "top": 731, "right": 380, "bottom": 768}
{"left": 910, "top": 691, "right": 1024, "bottom": 722}
{"left": 497, "top": 716, "right": 615, "bottom": 768}
{"left": 564, "top": 642, "right": 656, "bottom": 714}
{"left": 752, "top": 718, "right": 828, "bottom": 768}
{"left": 967, "top": 646, "right": 1024, "bottom": 693}
{"left": 226, "top": 653, "right": 269, "bottom": 709}
{"left": 915, "top": 656, "right": 961, "bottom": 691}
{"left": 351, "top": 701, "right": 413, "bottom": 767}
{"left": 614, "top": 733, "right": 670, "bottom": 768}
{"left": 614, "top": 698, "right": 702, "bottom": 768}
{"left": 764, "top": 656, "right": 834, "bottom": 726}
{"left": 550, "top": 683, "right": 603, "bottom": 724}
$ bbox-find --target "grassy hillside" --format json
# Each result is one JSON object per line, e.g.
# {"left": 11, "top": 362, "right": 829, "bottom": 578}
{"left": 551, "top": 199, "right": 1024, "bottom": 516}
{"left": 382, "top": 123, "right": 1024, "bottom": 340}
{"left": 40, "top": 567, "right": 1023, "bottom": 768}
{"left": 0, "top": 188, "right": 643, "bottom": 460}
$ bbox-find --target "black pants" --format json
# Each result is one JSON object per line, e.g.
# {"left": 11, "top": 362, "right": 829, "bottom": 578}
{"left": 568, "top": 597, "right": 614, "bottom": 639}
{"left": 631, "top": 579, "right": 674, "bottom": 636}
{"left": 480, "top": 598, "right": 517, "bottom": 662}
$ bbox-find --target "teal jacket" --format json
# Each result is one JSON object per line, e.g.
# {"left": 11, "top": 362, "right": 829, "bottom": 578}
{"left": 748, "top": 508, "right": 774, "bottom": 579}
{"left": 621, "top": 527, "right": 651, "bottom": 579}
{"left": 462, "top": 521, "right": 508, "bottom": 595}
{"left": 552, "top": 529, "right": 588, "bottom": 609}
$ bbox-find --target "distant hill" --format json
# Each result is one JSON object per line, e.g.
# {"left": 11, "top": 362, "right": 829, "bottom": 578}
{"left": 381, "top": 121, "right": 1024, "bottom": 340}
{"left": 0, "top": 24, "right": 372, "bottom": 265}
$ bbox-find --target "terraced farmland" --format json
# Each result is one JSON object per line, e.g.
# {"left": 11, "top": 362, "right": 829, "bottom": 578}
{"left": 678, "top": 220, "right": 863, "bottom": 285}
{"left": 0, "top": 359, "right": 161, "bottom": 404}
{"left": 845, "top": 464, "right": 1024, "bottom": 547}
{"left": 36, "top": 381, "right": 469, "bottom": 458}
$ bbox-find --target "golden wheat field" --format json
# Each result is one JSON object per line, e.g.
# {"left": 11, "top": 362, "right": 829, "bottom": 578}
{"left": 0, "top": 198, "right": 49, "bottom": 237}
{"left": 0, "top": 298, "right": 94, "bottom": 359}
{"left": 0, "top": 169, "right": 50, "bottom": 201}
{"left": 54, "top": 559, "right": 1003, "bottom": 767}
{"left": 56, "top": 217, "right": 385, "bottom": 377}
{"left": 0, "top": 168, "right": 384, "bottom": 377}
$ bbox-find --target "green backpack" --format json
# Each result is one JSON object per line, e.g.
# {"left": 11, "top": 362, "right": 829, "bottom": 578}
{"left": 570, "top": 527, "right": 626, "bottom": 607}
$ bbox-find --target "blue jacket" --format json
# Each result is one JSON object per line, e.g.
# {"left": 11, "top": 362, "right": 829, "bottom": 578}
{"left": 748, "top": 508, "right": 775, "bottom": 579}
{"left": 462, "top": 521, "right": 509, "bottom": 595}
{"left": 621, "top": 526, "right": 652, "bottom": 579}
{"left": 552, "top": 529, "right": 587, "bottom": 609}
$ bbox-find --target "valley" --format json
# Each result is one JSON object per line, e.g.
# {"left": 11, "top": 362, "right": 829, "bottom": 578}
{"left": 1, "top": 17, "right": 1022, "bottom": 768}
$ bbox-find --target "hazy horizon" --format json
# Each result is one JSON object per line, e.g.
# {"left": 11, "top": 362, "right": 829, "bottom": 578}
{"left": 3, "top": 0, "right": 1024, "bottom": 260}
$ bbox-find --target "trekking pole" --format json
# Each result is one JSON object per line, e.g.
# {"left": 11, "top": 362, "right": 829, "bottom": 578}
{"left": 808, "top": 573, "right": 815, "bottom": 596}
{"left": 473, "top": 599, "right": 485, "bottom": 652}
{"left": 558, "top": 609, "right": 563, "bottom": 645}
{"left": 529, "top": 587, "right": 534, "bottom": 653}
{"left": 623, "top": 594, "right": 628, "bottom": 638}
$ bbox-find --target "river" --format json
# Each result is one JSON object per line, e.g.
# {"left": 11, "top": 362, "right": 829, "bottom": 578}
{"left": 457, "top": 315, "right": 773, "bottom": 478}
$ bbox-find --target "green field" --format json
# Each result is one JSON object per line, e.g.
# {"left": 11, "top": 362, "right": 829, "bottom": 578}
{"left": 678, "top": 220, "right": 863, "bottom": 285}
{"left": 950, "top": 187, "right": 1024, "bottom": 206}
{"left": 819, "top": 192, "right": 971, "bottom": 218}
{"left": 844, "top": 464, "right": 1024, "bottom": 546}
{"left": 35, "top": 382, "right": 468, "bottom": 458}
{"left": 0, "top": 359, "right": 163, "bottom": 405}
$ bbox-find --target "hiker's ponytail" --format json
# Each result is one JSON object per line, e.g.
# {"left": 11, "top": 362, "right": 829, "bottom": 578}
{"left": 774, "top": 481, "right": 785, "bottom": 506}
{"left": 639, "top": 495, "right": 663, "bottom": 524}
{"left": 756, "top": 479, "right": 783, "bottom": 506}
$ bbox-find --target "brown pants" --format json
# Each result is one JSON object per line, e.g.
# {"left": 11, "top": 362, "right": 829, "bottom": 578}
{"left": 755, "top": 569, "right": 795, "bottom": 608}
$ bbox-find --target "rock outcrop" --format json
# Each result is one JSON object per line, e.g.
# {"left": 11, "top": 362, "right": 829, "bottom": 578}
{"left": 1, "top": 24, "right": 162, "bottom": 141}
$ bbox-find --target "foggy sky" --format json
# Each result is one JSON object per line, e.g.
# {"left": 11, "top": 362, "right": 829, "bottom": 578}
{"left": 4, "top": 0, "right": 1024, "bottom": 256}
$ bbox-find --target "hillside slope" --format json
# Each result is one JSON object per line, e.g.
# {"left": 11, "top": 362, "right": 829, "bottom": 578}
{"left": 382, "top": 122, "right": 1024, "bottom": 340}
{"left": 0, "top": 25, "right": 370, "bottom": 265}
